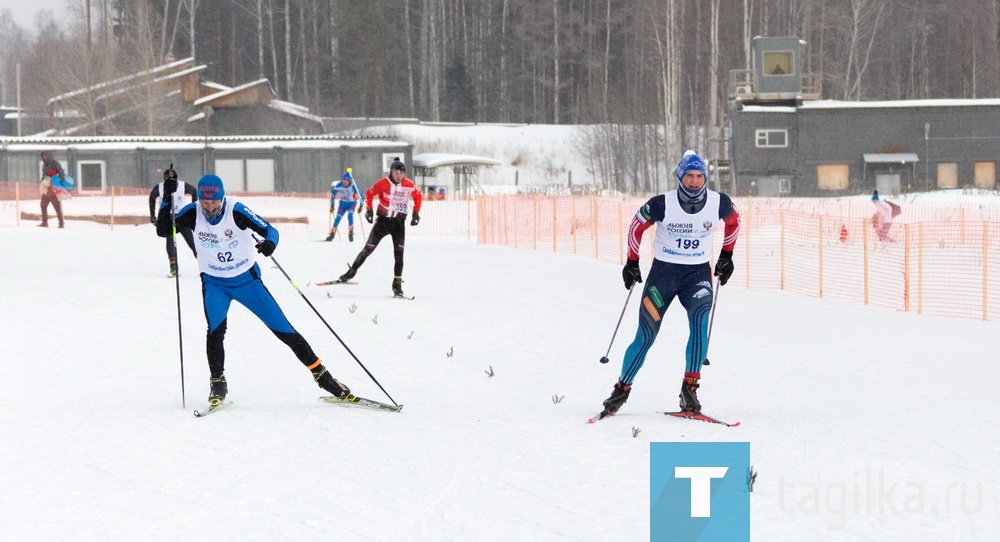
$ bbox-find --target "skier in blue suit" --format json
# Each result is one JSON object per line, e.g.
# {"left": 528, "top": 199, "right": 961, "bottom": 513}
{"left": 324, "top": 169, "right": 364, "bottom": 242}
{"left": 156, "top": 174, "right": 352, "bottom": 407}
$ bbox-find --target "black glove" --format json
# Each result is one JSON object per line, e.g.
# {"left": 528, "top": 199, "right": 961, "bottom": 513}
{"left": 622, "top": 259, "right": 642, "bottom": 290}
{"left": 714, "top": 250, "right": 734, "bottom": 286}
{"left": 256, "top": 240, "right": 276, "bottom": 257}
{"left": 164, "top": 168, "right": 178, "bottom": 182}
{"left": 410, "top": 211, "right": 420, "bottom": 226}
{"left": 365, "top": 209, "right": 373, "bottom": 223}
{"left": 163, "top": 177, "right": 178, "bottom": 196}
{"left": 150, "top": 216, "right": 156, "bottom": 224}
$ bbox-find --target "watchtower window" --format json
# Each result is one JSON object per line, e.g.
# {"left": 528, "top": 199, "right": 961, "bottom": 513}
{"left": 764, "top": 52, "right": 794, "bottom": 75}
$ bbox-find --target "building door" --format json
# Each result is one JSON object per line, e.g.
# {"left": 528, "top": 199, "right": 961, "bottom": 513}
{"left": 214, "top": 159, "right": 245, "bottom": 191}
{"left": 875, "top": 174, "right": 901, "bottom": 195}
{"left": 246, "top": 159, "right": 275, "bottom": 191}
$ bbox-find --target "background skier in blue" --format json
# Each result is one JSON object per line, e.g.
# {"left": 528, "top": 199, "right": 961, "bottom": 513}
{"left": 324, "top": 169, "right": 364, "bottom": 242}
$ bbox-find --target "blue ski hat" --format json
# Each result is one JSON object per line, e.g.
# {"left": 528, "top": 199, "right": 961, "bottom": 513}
{"left": 872, "top": 190, "right": 879, "bottom": 201}
{"left": 198, "top": 174, "right": 225, "bottom": 201}
{"left": 342, "top": 170, "right": 353, "bottom": 182}
{"left": 676, "top": 150, "right": 708, "bottom": 201}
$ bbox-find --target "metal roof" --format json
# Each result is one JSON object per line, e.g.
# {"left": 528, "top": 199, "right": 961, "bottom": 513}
{"left": 863, "top": 153, "right": 920, "bottom": 163}
{"left": 412, "top": 153, "right": 502, "bottom": 169}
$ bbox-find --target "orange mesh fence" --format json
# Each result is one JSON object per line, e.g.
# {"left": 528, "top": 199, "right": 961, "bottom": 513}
{"left": 5, "top": 183, "right": 998, "bottom": 321}
{"left": 0, "top": 182, "right": 477, "bottom": 237}
{"left": 477, "top": 195, "right": 1000, "bottom": 322}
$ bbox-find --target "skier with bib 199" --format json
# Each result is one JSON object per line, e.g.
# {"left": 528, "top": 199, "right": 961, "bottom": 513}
{"left": 336, "top": 160, "right": 422, "bottom": 297}
{"left": 324, "top": 169, "right": 364, "bottom": 242}
{"left": 156, "top": 174, "right": 353, "bottom": 407}
{"left": 599, "top": 150, "right": 740, "bottom": 418}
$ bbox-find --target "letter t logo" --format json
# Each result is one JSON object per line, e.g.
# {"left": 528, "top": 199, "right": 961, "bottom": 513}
{"left": 674, "top": 467, "right": 729, "bottom": 517}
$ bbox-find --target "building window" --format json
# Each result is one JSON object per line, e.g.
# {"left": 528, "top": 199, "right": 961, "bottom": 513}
{"left": 937, "top": 163, "right": 958, "bottom": 189}
{"left": 763, "top": 52, "right": 794, "bottom": 75}
{"left": 77, "top": 160, "right": 106, "bottom": 192}
{"left": 755, "top": 129, "right": 788, "bottom": 148}
{"left": 974, "top": 162, "right": 996, "bottom": 189}
{"left": 817, "top": 164, "right": 850, "bottom": 190}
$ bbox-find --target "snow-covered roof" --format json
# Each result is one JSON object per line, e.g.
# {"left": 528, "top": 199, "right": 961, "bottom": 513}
{"left": 267, "top": 100, "right": 324, "bottom": 123}
{"left": 412, "top": 153, "right": 502, "bottom": 169}
{"left": 742, "top": 98, "right": 1000, "bottom": 114}
{"left": 47, "top": 57, "right": 196, "bottom": 105}
{"left": 0, "top": 134, "right": 405, "bottom": 152}
{"left": 863, "top": 153, "right": 920, "bottom": 163}
{"left": 193, "top": 79, "right": 273, "bottom": 107}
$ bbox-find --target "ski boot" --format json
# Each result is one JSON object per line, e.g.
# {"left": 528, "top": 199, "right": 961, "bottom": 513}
{"left": 336, "top": 266, "right": 356, "bottom": 284}
{"left": 679, "top": 374, "right": 701, "bottom": 413}
{"left": 209, "top": 375, "right": 228, "bottom": 407}
{"left": 169, "top": 258, "right": 179, "bottom": 277}
{"left": 601, "top": 380, "right": 631, "bottom": 416}
{"left": 324, "top": 228, "right": 337, "bottom": 242}
{"left": 348, "top": 229, "right": 354, "bottom": 242}
{"left": 392, "top": 277, "right": 404, "bottom": 297}
{"left": 312, "top": 364, "right": 350, "bottom": 398}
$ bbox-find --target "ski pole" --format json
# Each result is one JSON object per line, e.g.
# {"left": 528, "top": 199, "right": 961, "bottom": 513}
{"left": 168, "top": 171, "right": 186, "bottom": 408}
{"left": 599, "top": 283, "right": 636, "bottom": 364}
{"left": 256, "top": 237, "right": 398, "bottom": 407}
{"left": 703, "top": 278, "right": 721, "bottom": 367}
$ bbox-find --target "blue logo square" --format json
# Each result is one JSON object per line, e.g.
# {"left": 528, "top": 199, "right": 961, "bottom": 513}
{"left": 650, "top": 442, "right": 750, "bottom": 541}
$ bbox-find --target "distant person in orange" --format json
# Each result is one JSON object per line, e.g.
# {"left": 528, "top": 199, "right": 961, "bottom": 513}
{"left": 871, "top": 190, "right": 900, "bottom": 242}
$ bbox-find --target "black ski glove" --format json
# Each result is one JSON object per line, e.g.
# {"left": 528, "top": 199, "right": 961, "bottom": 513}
{"left": 410, "top": 211, "right": 420, "bottom": 226}
{"left": 365, "top": 208, "right": 374, "bottom": 223}
{"left": 163, "top": 177, "right": 178, "bottom": 196}
{"left": 714, "top": 250, "right": 734, "bottom": 286}
{"left": 150, "top": 215, "right": 156, "bottom": 224}
{"left": 622, "top": 259, "right": 642, "bottom": 290}
{"left": 256, "top": 240, "right": 276, "bottom": 257}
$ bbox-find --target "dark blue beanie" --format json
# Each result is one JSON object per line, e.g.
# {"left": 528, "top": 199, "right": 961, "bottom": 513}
{"left": 676, "top": 151, "right": 708, "bottom": 201}
{"left": 198, "top": 174, "right": 225, "bottom": 201}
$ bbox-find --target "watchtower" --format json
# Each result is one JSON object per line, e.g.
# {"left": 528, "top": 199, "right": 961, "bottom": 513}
{"left": 728, "top": 36, "right": 821, "bottom": 104}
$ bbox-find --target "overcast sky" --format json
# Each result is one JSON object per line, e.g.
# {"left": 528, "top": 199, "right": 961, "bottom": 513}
{"left": 2, "top": 1, "right": 66, "bottom": 31}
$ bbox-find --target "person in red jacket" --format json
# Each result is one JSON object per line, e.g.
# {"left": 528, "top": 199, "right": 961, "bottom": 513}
{"left": 336, "top": 160, "right": 422, "bottom": 297}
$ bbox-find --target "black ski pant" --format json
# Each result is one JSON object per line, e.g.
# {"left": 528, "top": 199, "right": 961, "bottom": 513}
{"left": 347, "top": 215, "right": 407, "bottom": 278}
{"left": 166, "top": 227, "right": 197, "bottom": 260}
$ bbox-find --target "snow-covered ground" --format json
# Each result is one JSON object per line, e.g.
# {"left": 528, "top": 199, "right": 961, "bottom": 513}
{"left": 2, "top": 223, "right": 997, "bottom": 541}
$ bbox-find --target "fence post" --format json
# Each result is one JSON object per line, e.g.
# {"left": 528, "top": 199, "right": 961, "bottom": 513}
{"left": 15, "top": 182, "right": 20, "bottom": 227}
{"left": 983, "top": 222, "right": 989, "bottom": 321}
{"left": 572, "top": 196, "right": 577, "bottom": 255}
{"left": 618, "top": 201, "right": 624, "bottom": 264}
{"left": 863, "top": 217, "right": 870, "bottom": 305}
{"left": 780, "top": 209, "right": 786, "bottom": 290}
{"left": 818, "top": 215, "right": 825, "bottom": 298}
{"left": 745, "top": 201, "right": 751, "bottom": 288}
{"left": 553, "top": 197, "right": 558, "bottom": 253}
{"left": 110, "top": 186, "right": 116, "bottom": 230}
{"left": 906, "top": 223, "right": 913, "bottom": 313}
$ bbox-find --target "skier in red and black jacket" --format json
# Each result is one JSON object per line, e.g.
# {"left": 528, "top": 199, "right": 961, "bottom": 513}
{"left": 336, "top": 160, "right": 423, "bottom": 297}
